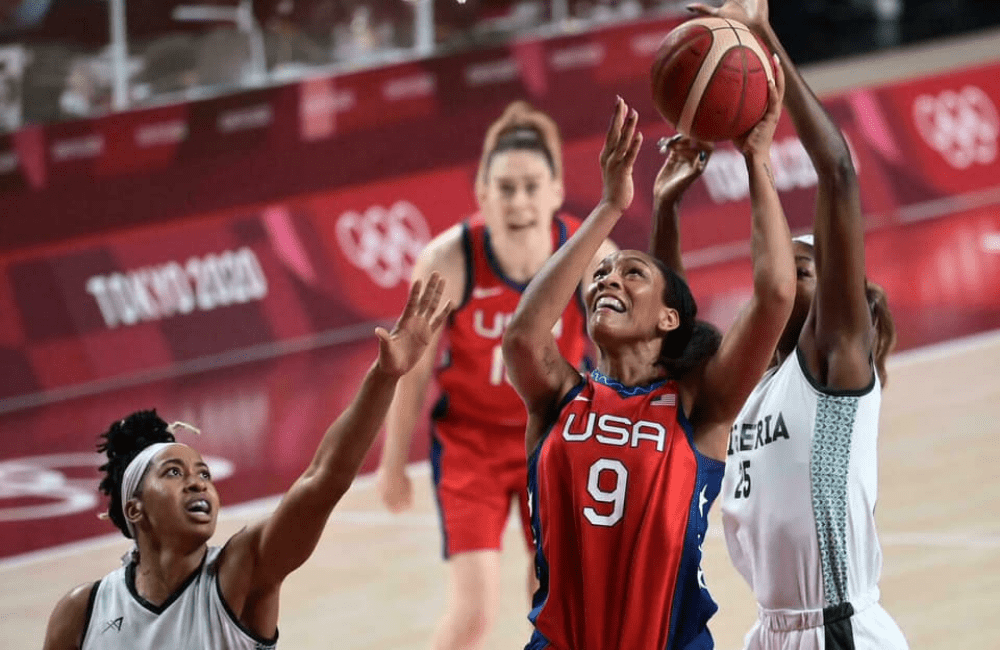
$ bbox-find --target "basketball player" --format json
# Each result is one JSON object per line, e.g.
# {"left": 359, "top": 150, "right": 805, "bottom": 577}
{"left": 42, "top": 275, "right": 451, "bottom": 650}
{"left": 651, "top": 1, "right": 907, "bottom": 647}
{"left": 375, "top": 101, "right": 614, "bottom": 650}
{"left": 501, "top": 81, "right": 794, "bottom": 649}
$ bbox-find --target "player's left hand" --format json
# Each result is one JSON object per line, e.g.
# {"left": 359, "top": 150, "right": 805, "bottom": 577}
{"left": 654, "top": 134, "right": 713, "bottom": 206}
{"left": 733, "top": 53, "right": 785, "bottom": 157}
{"left": 376, "top": 273, "right": 451, "bottom": 378}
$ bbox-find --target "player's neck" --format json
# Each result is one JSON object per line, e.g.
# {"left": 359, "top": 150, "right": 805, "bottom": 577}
{"left": 132, "top": 540, "right": 207, "bottom": 605}
{"left": 488, "top": 221, "right": 554, "bottom": 284}
{"left": 596, "top": 345, "right": 665, "bottom": 388}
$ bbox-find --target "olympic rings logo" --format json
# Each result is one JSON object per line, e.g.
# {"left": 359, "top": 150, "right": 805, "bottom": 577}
{"left": 335, "top": 201, "right": 431, "bottom": 288}
{"left": 912, "top": 85, "right": 999, "bottom": 170}
{"left": 0, "top": 452, "right": 234, "bottom": 522}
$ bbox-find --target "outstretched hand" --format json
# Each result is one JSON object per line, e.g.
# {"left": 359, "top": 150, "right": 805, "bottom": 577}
{"left": 686, "top": 0, "right": 768, "bottom": 33}
{"left": 600, "top": 97, "right": 644, "bottom": 212}
{"left": 654, "top": 134, "right": 713, "bottom": 205}
{"left": 733, "top": 54, "right": 785, "bottom": 157}
{"left": 376, "top": 273, "right": 451, "bottom": 377}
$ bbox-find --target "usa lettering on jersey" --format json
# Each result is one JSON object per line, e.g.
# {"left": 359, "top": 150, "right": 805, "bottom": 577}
{"left": 561, "top": 412, "right": 667, "bottom": 453}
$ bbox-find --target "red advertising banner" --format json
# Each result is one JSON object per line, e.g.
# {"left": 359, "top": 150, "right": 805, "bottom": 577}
{"left": 1, "top": 14, "right": 999, "bottom": 405}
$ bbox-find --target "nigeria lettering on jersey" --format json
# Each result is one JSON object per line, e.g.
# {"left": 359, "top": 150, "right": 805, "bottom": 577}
{"left": 727, "top": 412, "right": 790, "bottom": 456}
{"left": 562, "top": 411, "right": 667, "bottom": 453}
{"left": 472, "top": 309, "right": 563, "bottom": 339}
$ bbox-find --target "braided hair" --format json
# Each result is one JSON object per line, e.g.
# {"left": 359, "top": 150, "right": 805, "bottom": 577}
{"left": 97, "top": 410, "right": 175, "bottom": 538}
{"left": 866, "top": 279, "right": 896, "bottom": 387}
{"left": 651, "top": 258, "right": 722, "bottom": 379}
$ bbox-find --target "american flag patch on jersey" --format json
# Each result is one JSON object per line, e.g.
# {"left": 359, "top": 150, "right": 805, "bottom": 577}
{"left": 650, "top": 393, "right": 677, "bottom": 407}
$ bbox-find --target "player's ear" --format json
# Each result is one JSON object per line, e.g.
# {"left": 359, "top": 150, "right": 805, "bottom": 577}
{"left": 657, "top": 306, "right": 680, "bottom": 336}
{"left": 124, "top": 498, "right": 143, "bottom": 527}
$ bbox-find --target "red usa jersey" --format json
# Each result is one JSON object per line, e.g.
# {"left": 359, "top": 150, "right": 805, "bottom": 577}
{"left": 526, "top": 371, "right": 724, "bottom": 650}
{"left": 435, "top": 214, "right": 589, "bottom": 427}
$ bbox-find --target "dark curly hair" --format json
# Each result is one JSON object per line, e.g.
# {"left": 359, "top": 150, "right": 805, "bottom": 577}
{"left": 651, "top": 258, "right": 722, "bottom": 379}
{"left": 97, "top": 410, "right": 175, "bottom": 538}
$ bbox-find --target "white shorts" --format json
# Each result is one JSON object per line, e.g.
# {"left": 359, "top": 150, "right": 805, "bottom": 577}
{"left": 742, "top": 590, "right": 908, "bottom": 650}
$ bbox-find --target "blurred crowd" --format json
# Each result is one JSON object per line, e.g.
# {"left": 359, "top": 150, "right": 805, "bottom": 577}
{"left": 0, "top": 0, "right": 997, "bottom": 132}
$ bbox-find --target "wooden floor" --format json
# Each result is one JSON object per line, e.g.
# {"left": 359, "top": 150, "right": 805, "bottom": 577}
{"left": 4, "top": 330, "right": 1000, "bottom": 649}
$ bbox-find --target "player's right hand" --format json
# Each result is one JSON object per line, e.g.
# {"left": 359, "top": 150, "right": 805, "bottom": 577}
{"left": 600, "top": 97, "right": 643, "bottom": 212}
{"left": 733, "top": 54, "right": 785, "bottom": 158}
{"left": 376, "top": 466, "right": 414, "bottom": 512}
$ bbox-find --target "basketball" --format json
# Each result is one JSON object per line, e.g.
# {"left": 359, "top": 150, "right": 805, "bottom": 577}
{"left": 651, "top": 17, "right": 775, "bottom": 142}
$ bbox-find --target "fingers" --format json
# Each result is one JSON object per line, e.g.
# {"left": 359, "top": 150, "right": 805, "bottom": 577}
{"left": 771, "top": 52, "right": 786, "bottom": 103}
{"left": 625, "top": 130, "right": 643, "bottom": 168}
{"left": 430, "top": 300, "right": 453, "bottom": 332}
{"left": 620, "top": 108, "right": 639, "bottom": 156}
{"left": 419, "top": 271, "right": 444, "bottom": 316}
{"left": 399, "top": 278, "right": 421, "bottom": 323}
{"left": 603, "top": 96, "right": 628, "bottom": 157}
{"left": 686, "top": 3, "right": 716, "bottom": 16}
{"left": 657, "top": 133, "right": 682, "bottom": 155}
{"left": 374, "top": 326, "right": 390, "bottom": 343}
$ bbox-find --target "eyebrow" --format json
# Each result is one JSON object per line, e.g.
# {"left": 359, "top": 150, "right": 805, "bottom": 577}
{"left": 794, "top": 255, "right": 814, "bottom": 263}
{"left": 158, "top": 458, "right": 209, "bottom": 470}
{"left": 620, "top": 255, "right": 652, "bottom": 267}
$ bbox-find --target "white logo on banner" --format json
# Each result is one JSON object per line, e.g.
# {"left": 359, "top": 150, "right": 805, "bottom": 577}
{"left": 913, "top": 85, "right": 999, "bottom": 169}
{"left": 0, "top": 452, "right": 233, "bottom": 522}
{"left": 335, "top": 201, "right": 431, "bottom": 288}
{"left": 701, "top": 137, "right": 824, "bottom": 203}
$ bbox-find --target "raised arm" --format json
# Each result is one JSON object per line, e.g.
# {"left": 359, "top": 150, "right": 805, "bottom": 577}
{"left": 692, "top": 60, "right": 795, "bottom": 457}
{"left": 222, "top": 275, "right": 451, "bottom": 606}
{"left": 689, "top": 0, "right": 873, "bottom": 389}
{"left": 376, "top": 232, "right": 464, "bottom": 512}
{"left": 650, "top": 135, "right": 713, "bottom": 279}
{"left": 503, "top": 98, "right": 642, "bottom": 417}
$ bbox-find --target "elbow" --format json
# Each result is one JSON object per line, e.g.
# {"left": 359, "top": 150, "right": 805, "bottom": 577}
{"left": 501, "top": 323, "right": 533, "bottom": 361}
{"left": 816, "top": 149, "right": 858, "bottom": 193}
{"left": 755, "top": 268, "right": 797, "bottom": 313}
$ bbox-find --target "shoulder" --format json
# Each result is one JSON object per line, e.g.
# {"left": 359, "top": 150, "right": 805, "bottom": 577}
{"left": 44, "top": 582, "right": 99, "bottom": 650}
{"left": 417, "top": 224, "right": 467, "bottom": 275}
{"left": 415, "top": 224, "right": 470, "bottom": 305}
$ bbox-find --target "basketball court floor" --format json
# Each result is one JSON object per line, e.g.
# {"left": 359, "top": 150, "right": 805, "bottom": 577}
{"left": 3, "top": 27, "right": 1000, "bottom": 650}
{"left": 2, "top": 329, "right": 999, "bottom": 649}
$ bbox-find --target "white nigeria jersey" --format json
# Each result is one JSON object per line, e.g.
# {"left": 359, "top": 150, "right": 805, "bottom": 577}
{"left": 721, "top": 347, "right": 884, "bottom": 612}
{"left": 82, "top": 546, "right": 277, "bottom": 650}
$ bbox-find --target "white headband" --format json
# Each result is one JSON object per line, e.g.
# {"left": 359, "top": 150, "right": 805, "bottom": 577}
{"left": 120, "top": 442, "right": 174, "bottom": 538}
{"left": 793, "top": 234, "right": 814, "bottom": 247}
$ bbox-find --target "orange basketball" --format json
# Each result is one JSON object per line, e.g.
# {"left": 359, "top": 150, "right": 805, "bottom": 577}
{"left": 651, "top": 17, "right": 775, "bottom": 142}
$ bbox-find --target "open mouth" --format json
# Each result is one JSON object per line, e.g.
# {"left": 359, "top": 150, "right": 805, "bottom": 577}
{"left": 594, "top": 295, "right": 626, "bottom": 313}
{"left": 185, "top": 499, "right": 212, "bottom": 519}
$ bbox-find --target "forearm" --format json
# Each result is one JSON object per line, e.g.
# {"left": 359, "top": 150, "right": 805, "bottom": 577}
{"left": 379, "top": 353, "right": 434, "bottom": 473}
{"left": 758, "top": 25, "right": 853, "bottom": 176}
{"left": 510, "top": 201, "right": 622, "bottom": 335}
{"left": 650, "top": 197, "right": 685, "bottom": 278}
{"left": 307, "top": 361, "right": 401, "bottom": 492}
{"left": 746, "top": 153, "right": 794, "bottom": 296}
